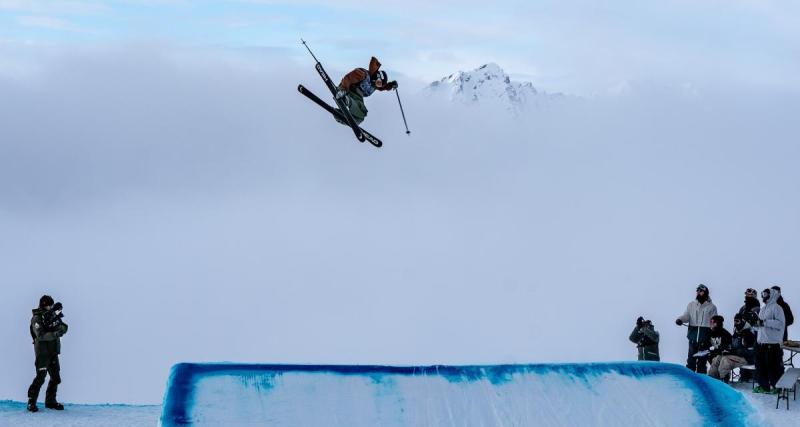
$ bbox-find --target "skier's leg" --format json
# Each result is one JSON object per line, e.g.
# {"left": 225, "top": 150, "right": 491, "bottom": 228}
{"left": 346, "top": 92, "right": 367, "bottom": 125}
{"left": 45, "top": 356, "right": 61, "bottom": 406}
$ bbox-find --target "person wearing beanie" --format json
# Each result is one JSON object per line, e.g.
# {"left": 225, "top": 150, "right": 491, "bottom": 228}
{"left": 629, "top": 317, "right": 660, "bottom": 361}
{"left": 730, "top": 313, "right": 757, "bottom": 382}
{"left": 703, "top": 315, "right": 733, "bottom": 381}
{"left": 771, "top": 285, "right": 793, "bottom": 341}
{"left": 334, "top": 57, "right": 398, "bottom": 125}
{"left": 27, "top": 295, "right": 68, "bottom": 413}
{"left": 676, "top": 284, "right": 718, "bottom": 374}
{"left": 754, "top": 288, "right": 786, "bottom": 393}
{"left": 737, "top": 288, "right": 761, "bottom": 328}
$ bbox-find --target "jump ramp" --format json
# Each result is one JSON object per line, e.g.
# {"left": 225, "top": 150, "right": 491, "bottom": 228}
{"left": 160, "top": 362, "right": 759, "bottom": 426}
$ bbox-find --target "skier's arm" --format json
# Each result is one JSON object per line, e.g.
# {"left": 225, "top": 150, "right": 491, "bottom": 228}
{"left": 376, "top": 81, "right": 398, "bottom": 91}
{"left": 339, "top": 68, "right": 367, "bottom": 91}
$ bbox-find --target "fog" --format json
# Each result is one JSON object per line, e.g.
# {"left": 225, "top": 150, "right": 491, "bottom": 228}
{"left": 1, "top": 46, "right": 799, "bottom": 404}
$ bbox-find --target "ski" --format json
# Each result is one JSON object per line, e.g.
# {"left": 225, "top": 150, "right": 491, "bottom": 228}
{"left": 298, "top": 85, "right": 383, "bottom": 148}
{"left": 311, "top": 61, "right": 365, "bottom": 142}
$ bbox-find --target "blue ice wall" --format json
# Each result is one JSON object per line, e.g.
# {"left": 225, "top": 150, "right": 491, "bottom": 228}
{"left": 160, "top": 362, "right": 758, "bottom": 426}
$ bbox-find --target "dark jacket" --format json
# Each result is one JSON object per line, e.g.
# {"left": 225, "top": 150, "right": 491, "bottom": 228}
{"left": 731, "top": 323, "right": 757, "bottom": 364}
{"left": 701, "top": 326, "right": 732, "bottom": 359}
{"left": 777, "top": 296, "right": 793, "bottom": 341}
{"left": 738, "top": 297, "right": 761, "bottom": 327}
{"left": 30, "top": 308, "right": 68, "bottom": 358}
{"left": 629, "top": 324, "right": 660, "bottom": 361}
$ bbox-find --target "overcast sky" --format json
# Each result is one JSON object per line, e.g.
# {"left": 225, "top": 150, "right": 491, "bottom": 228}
{"left": 1, "top": 0, "right": 799, "bottom": 94}
{"left": 1, "top": 0, "right": 800, "bottom": 406}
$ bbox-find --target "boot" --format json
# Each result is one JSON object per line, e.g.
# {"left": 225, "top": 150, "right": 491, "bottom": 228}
{"left": 45, "top": 401, "right": 64, "bottom": 410}
{"left": 26, "top": 399, "right": 38, "bottom": 413}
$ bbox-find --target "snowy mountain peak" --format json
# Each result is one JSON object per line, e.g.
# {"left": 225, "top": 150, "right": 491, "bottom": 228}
{"left": 426, "top": 63, "right": 544, "bottom": 112}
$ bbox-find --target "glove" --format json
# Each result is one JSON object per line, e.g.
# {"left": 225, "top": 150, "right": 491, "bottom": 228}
{"left": 335, "top": 88, "right": 347, "bottom": 99}
{"left": 387, "top": 80, "right": 398, "bottom": 90}
{"left": 708, "top": 346, "right": 716, "bottom": 352}
{"left": 675, "top": 319, "right": 683, "bottom": 326}
{"left": 636, "top": 317, "right": 645, "bottom": 327}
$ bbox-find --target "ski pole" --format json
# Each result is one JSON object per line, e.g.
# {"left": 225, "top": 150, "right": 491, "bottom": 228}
{"left": 395, "top": 88, "right": 411, "bottom": 135}
{"left": 300, "top": 38, "right": 320, "bottom": 63}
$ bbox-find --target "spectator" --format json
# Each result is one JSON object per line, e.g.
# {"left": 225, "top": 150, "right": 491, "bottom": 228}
{"left": 704, "top": 315, "right": 733, "bottom": 381}
{"left": 737, "top": 288, "right": 761, "bottom": 328}
{"left": 729, "top": 313, "right": 757, "bottom": 382}
{"left": 771, "top": 285, "right": 793, "bottom": 341}
{"left": 754, "top": 288, "right": 786, "bottom": 393}
{"left": 629, "top": 317, "right": 660, "bottom": 361}
{"left": 676, "top": 284, "right": 718, "bottom": 374}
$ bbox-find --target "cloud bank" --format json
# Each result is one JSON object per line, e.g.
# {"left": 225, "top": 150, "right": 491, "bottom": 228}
{"left": 1, "top": 45, "right": 799, "bottom": 404}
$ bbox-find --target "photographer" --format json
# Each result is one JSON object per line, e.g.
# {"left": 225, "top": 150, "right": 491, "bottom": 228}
{"left": 629, "top": 317, "right": 660, "bottom": 361}
{"left": 27, "top": 295, "right": 68, "bottom": 412}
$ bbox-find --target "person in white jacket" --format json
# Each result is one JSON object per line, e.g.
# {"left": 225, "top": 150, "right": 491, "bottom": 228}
{"left": 676, "top": 284, "right": 718, "bottom": 374}
{"left": 753, "top": 287, "right": 786, "bottom": 393}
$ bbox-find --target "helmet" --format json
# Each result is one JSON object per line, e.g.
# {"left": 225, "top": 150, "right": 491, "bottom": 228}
{"left": 696, "top": 284, "right": 709, "bottom": 293}
{"left": 745, "top": 288, "right": 757, "bottom": 298}
{"left": 373, "top": 70, "right": 388, "bottom": 85}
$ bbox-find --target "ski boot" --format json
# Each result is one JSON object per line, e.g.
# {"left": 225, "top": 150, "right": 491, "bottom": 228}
{"left": 26, "top": 399, "right": 38, "bottom": 413}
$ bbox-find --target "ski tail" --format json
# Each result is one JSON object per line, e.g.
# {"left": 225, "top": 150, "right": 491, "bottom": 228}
{"left": 297, "top": 85, "right": 382, "bottom": 148}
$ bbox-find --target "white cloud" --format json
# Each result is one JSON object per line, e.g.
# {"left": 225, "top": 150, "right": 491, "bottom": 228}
{"left": 1, "top": 45, "right": 799, "bottom": 404}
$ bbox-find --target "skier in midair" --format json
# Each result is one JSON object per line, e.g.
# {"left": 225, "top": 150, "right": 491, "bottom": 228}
{"left": 334, "top": 57, "right": 398, "bottom": 125}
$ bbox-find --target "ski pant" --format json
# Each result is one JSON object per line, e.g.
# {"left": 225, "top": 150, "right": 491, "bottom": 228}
{"left": 27, "top": 353, "right": 60, "bottom": 404}
{"left": 686, "top": 341, "right": 707, "bottom": 374}
{"left": 346, "top": 91, "right": 367, "bottom": 124}
{"left": 709, "top": 355, "right": 746, "bottom": 380}
{"left": 756, "top": 343, "right": 784, "bottom": 391}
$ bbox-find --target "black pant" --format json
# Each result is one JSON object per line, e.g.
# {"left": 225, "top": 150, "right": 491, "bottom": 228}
{"left": 756, "top": 343, "right": 784, "bottom": 390}
{"left": 27, "top": 354, "right": 60, "bottom": 404}
{"left": 687, "top": 341, "right": 707, "bottom": 373}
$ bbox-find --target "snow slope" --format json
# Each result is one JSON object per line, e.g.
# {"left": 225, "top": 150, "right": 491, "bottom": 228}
{"left": 159, "top": 362, "right": 761, "bottom": 427}
{"left": 0, "top": 400, "right": 160, "bottom": 426}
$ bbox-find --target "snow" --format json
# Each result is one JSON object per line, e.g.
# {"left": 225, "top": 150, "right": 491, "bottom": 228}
{"left": 2, "top": 378, "right": 796, "bottom": 426}
{"left": 0, "top": 400, "right": 160, "bottom": 426}
{"left": 425, "top": 63, "right": 562, "bottom": 113}
{"left": 160, "top": 362, "right": 759, "bottom": 426}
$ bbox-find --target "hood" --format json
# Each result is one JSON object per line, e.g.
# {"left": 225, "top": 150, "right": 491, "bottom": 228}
{"left": 368, "top": 57, "right": 381, "bottom": 77}
{"left": 766, "top": 288, "right": 780, "bottom": 305}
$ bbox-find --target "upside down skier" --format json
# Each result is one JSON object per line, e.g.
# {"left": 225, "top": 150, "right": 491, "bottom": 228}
{"left": 334, "top": 57, "right": 398, "bottom": 125}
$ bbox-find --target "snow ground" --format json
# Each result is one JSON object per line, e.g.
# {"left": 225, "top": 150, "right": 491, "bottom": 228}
{"left": 735, "top": 382, "right": 800, "bottom": 426}
{"left": 0, "top": 400, "right": 160, "bottom": 426}
{"left": 0, "top": 379, "right": 797, "bottom": 426}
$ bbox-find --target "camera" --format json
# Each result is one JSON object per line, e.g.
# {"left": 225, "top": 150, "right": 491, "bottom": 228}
{"left": 43, "top": 302, "right": 64, "bottom": 330}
